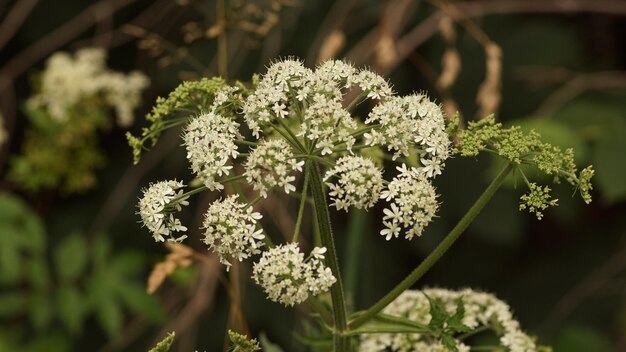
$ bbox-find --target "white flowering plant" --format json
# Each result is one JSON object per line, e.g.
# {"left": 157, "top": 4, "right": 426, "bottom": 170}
{"left": 9, "top": 47, "right": 149, "bottom": 193}
{"left": 131, "top": 58, "right": 593, "bottom": 351}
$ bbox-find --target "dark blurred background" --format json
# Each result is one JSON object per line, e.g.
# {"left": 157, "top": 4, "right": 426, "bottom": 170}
{"left": 0, "top": 0, "right": 625, "bottom": 351}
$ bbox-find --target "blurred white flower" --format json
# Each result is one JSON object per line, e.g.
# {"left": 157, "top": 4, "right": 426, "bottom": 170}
{"left": 34, "top": 47, "right": 149, "bottom": 126}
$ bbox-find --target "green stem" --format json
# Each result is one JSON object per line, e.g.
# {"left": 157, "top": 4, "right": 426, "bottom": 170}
{"left": 308, "top": 161, "right": 350, "bottom": 351}
{"left": 275, "top": 116, "right": 307, "bottom": 153}
{"left": 292, "top": 165, "right": 310, "bottom": 242}
{"left": 236, "top": 139, "right": 258, "bottom": 147}
{"left": 349, "top": 162, "right": 515, "bottom": 329}
{"left": 344, "top": 209, "right": 368, "bottom": 313}
{"left": 345, "top": 91, "right": 368, "bottom": 112}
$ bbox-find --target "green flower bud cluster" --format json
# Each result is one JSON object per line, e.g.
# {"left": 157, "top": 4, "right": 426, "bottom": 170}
{"left": 455, "top": 115, "right": 594, "bottom": 219}
{"left": 127, "top": 77, "right": 247, "bottom": 164}
{"left": 228, "top": 330, "right": 261, "bottom": 352}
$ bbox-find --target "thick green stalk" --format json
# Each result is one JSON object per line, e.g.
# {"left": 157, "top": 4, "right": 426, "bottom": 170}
{"left": 308, "top": 161, "right": 350, "bottom": 351}
{"left": 344, "top": 209, "right": 368, "bottom": 312}
{"left": 349, "top": 162, "right": 515, "bottom": 329}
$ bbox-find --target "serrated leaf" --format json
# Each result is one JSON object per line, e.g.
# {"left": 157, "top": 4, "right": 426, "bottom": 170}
{"left": 425, "top": 294, "right": 447, "bottom": 331}
{"left": 56, "top": 285, "right": 84, "bottom": 334}
{"left": 53, "top": 234, "right": 88, "bottom": 282}
{"left": 96, "top": 297, "right": 123, "bottom": 338}
{"left": 441, "top": 334, "right": 458, "bottom": 351}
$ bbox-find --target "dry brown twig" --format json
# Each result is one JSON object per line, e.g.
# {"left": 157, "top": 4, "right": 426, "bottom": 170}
{"left": 347, "top": 0, "right": 626, "bottom": 75}
{"left": 528, "top": 69, "right": 626, "bottom": 117}
{"left": 318, "top": 30, "right": 346, "bottom": 63}
{"left": 0, "top": 0, "right": 39, "bottom": 51}
{"left": 435, "top": 15, "right": 461, "bottom": 122}
{"left": 147, "top": 242, "right": 195, "bottom": 294}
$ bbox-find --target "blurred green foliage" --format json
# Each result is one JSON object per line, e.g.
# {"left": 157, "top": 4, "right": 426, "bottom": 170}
{"left": 0, "top": 0, "right": 625, "bottom": 351}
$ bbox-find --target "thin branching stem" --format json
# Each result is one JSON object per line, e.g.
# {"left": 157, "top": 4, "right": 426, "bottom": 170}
{"left": 308, "top": 161, "right": 350, "bottom": 351}
{"left": 349, "top": 162, "right": 515, "bottom": 329}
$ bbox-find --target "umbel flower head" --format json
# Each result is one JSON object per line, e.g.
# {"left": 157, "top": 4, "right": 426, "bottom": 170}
{"left": 365, "top": 94, "right": 450, "bottom": 178}
{"left": 183, "top": 111, "right": 240, "bottom": 190}
{"left": 380, "top": 164, "right": 439, "bottom": 240}
{"left": 359, "top": 288, "right": 538, "bottom": 352}
{"left": 252, "top": 244, "right": 336, "bottom": 306}
{"left": 324, "top": 155, "right": 384, "bottom": 211}
{"left": 202, "top": 195, "right": 265, "bottom": 270}
{"left": 244, "top": 138, "right": 304, "bottom": 198}
{"left": 138, "top": 180, "right": 189, "bottom": 242}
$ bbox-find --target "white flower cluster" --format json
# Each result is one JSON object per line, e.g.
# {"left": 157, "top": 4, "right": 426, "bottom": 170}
{"left": 300, "top": 94, "right": 357, "bottom": 154}
{"left": 138, "top": 180, "right": 189, "bottom": 243}
{"left": 242, "top": 58, "right": 392, "bottom": 152}
{"left": 34, "top": 47, "right": 149, "bottom": 127}
{"left": 183, "top": 111, "right": 240, "bottom": 190}
{"left": 242, "top": 59, "right": 312, "bottom": 137}
{"left": 244, "top": 139, "right": 304, "bottom": 197}
{"left": 359, "top": 288, "right": 538, "bottom": 352}
{"left": 202, "top": 195, "right": 265, "bottom": 270}
{"left": 252, "top": 244, "right": 336, "bottom": 306}
{"left": 324, "top": 155, "right": 384, "bottom": 211}
{"left": 380, "top": 165, "right": 438, "bottom": 240}
{"left": 365, "top": 94, "right": 450, "bottom": 178}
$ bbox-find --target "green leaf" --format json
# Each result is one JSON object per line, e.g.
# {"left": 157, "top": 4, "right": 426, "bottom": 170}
{"left": 553, "top": 325, "right": 611, "bottom": 352}
{"left": 0, "top": 193, "right": 46, "bottom": 252}
{"left": 56, "top": 285, "right": 84, "bottom": 334}
{"left": 554, "top": 99, "right": 626, "bottom": 142}
{"left": 425, "top": 294, "right": 447, "bottom": 331}
{"left": 96, "top": 297, "right": 123, "bottom": 338}
{"left": 28, "top": 257, "right": 51, "bottom": 290}
{"left": 0, "top": 245, "right": 21, "bottom": 284}
{"left": 29, "top": 291, "right": 53, "bottom": 331}
{"left": 109, "top": 251, "right": 145, "bottom": 277}
{"left": 0, "top": 292, "right": 26, "bottom": 317}
{"left": 259, "top": 332, "right": 284, "bottom": 352}
{"left": 592, "top": 125, "right": 626, "bottom": 203}
{"left": 53, "top": 233, "right": 88, "bottom": 282}
{"left": 115, "top": 283, "right": 166, "bottom": 323}
{"left": 92, "top": 235, "right": 111, "bottom": 269}
{"left": 25, "top": 332, "right": 71, "bottom": 352}
{"left": 0, "top": 193, "right": 46, "bottom": 284}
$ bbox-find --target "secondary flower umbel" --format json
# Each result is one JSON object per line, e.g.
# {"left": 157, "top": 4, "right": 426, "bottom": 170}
{"left": 252, "top": 243, "right": 336, "bottom": 306}
{"left": 138, "top": 180, "right": 189, "bottom": 243}
{"left": 202, "top": 195, "right": 265, "bottom": 270}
